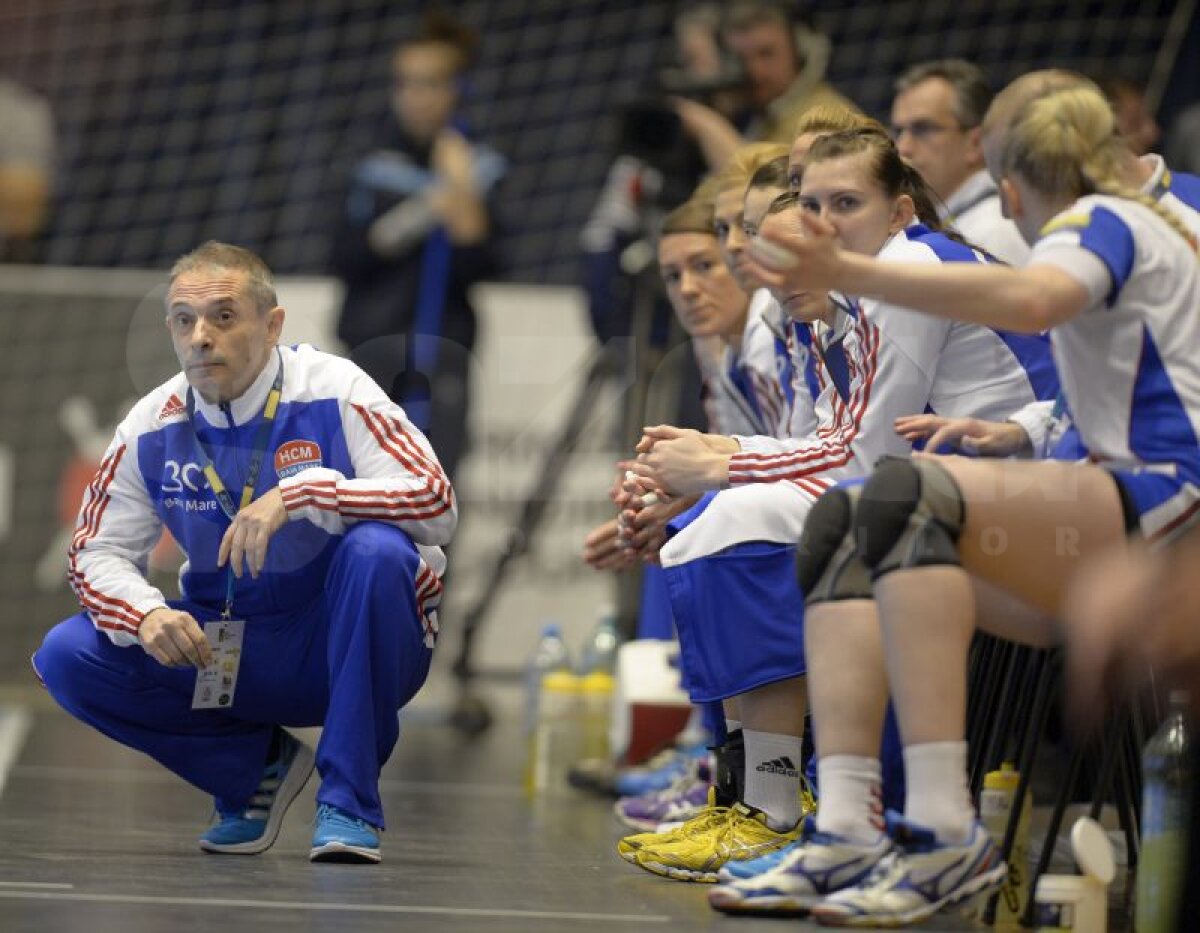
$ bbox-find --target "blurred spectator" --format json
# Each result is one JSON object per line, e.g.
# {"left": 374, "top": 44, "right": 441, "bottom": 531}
{"left": 1097, "top": 74, "right": 1162, "bottom": 156}
{"left": 892, "top": 59, "right": 1029, "bottom": 264}
{"left": 0, "top": 76, "right": 54, "bottom": 262}
{"left": 719, "top": 0, "right": 852, "bottom": 146}
{"left": 331, "top": 11, "right": 505, "bottom": 482}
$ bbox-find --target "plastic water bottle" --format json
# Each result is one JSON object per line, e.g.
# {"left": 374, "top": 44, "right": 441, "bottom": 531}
{"left": 1136, "top": 690, "right": 1191, "bottom": 933}
{"left": 579, "top": 607, "right": 619, "bottom": 676}
{"left": 980, "top": 761, "right": 1032, "bottom": 927}
{"left": 528, "top": 671, "right": 582, "bottom": 794}
{"left": 576, "top": 610, "right": 619, "bottom": 762}
{"left": 580, "top": 670, "right": 615, "bottom": 761}
{"left": 524, "top": 622, "right": 571, "bottom": 735}
{"left": 523, "top": 623, "right": 572, "bottom": 793}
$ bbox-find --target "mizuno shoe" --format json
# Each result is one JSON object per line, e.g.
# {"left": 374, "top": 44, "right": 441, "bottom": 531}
{"left": 617, "top": 788, "right": 730, "bottom": 862}
{"left": 812, "top": 817, "right": 1007, "bottom": 927}
{"left": 708, "top": 819, "right": 890, "bottom": 915}
{"left": 632, "top": 801, "right": 802, "bottom": 883}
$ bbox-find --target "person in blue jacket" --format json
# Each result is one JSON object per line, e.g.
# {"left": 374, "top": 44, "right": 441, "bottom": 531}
{"left": 34, "top": 241, "right": 456, "bottom": 864}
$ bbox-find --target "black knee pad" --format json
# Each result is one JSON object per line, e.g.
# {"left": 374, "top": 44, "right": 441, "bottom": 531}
{"left": 797, "top": 486, "right": 874, "bottom": 604}
{"left": 855, "top": 457, "right": 965, "bottom": 579}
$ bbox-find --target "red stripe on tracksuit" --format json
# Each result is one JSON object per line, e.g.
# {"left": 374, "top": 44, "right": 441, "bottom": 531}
{"left": 68, "top": 444, "right": 145, "bottom": 636}
{"left": 353, "top": 406, "right": 454, "bottom": 506}
{"left": 281, "top": 406, "right": 454, "bottom": 523}
{"left": 72, "top": 447, "right": 124, "bottom": 551}
{"left": 729, "top": 316, "right": 880, "bottom": 484}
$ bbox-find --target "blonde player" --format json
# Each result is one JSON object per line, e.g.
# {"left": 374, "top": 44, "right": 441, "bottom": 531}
{"left": 741, "top": 84, "right": 1200, "bottom": 927}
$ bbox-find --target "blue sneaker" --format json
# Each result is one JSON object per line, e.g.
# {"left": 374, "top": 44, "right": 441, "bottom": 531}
{"left": 812, "top": 817, "right": 1006, "bottom": 927}
{"left": 715, "top": 836, "right": 803, "bottom": 882}
{"left": 199, "top": 730, "right": 315, "bottom": 855}
{"left": 613, "top": 743, "right": 707, "bottom": 798}
{"left": 310, "top": 803, "right": 381, "bottom": 864}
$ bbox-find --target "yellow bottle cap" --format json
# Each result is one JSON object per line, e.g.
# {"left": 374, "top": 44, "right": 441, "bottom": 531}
{"left": 984, "top": 761, "right": 1020, "bottom": 792}
{"left": 541, "top": 671, "right": 580, "bottom": 693}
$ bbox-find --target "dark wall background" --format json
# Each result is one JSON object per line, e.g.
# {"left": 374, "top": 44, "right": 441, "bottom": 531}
{"left": 0, "top": 0, "right": 1193, "bottom": 283}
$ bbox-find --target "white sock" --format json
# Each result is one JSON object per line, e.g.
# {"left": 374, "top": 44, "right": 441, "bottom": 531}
{"left": 743, "top": 729, "right": 804, "bottom": 831}
{"left": 903, "top": 741, "right": 974, "bottom": 845}
{"left": 816, "top": 755, "right": 885, "bottom": 844}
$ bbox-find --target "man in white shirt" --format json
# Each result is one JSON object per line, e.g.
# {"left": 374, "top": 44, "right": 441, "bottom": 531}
{"left": 891, "top": 59, "right": 1029, "bottom": 265}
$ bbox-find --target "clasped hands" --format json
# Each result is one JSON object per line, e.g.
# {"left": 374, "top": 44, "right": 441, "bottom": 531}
{"left": 582, "top": 426, "right": 738, "bottom": 569}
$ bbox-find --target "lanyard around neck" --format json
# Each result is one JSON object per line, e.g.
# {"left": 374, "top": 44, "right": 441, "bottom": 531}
{"left": 184, "top": 350, "right": 284, "bottom": 617}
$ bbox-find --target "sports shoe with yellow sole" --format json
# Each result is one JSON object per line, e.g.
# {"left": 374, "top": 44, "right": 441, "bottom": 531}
{"left": 715, "top": 778, "right": 819, "bottom": 882}
{"left": 617, "top": 788, "right": 730, "bottom": 863}
{"left": 633, "top": 801, "right": 803, "bottom": 883}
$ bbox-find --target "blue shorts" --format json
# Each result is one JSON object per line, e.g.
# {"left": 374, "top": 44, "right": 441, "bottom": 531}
{"left": 1109, "top": 461, "right": 1200, "bottom": 542}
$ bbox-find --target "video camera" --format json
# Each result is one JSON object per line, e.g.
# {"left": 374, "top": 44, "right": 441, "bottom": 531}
{"left": 613, "top": 67, "right": 745, "bottom": 210}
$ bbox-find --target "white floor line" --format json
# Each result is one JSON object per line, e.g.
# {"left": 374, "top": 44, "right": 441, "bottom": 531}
{"left": 0, "top": 891, "right": 671, "bottom": 923}
{"left": 0, "top": 706, "right": 32, "bottom": 800}
{"left": 0, "top": 883, "right": 74, "bottom": 889}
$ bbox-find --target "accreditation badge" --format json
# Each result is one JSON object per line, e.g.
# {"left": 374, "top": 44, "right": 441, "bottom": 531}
{"left": 191, "top": 619, "right": 245, "bottom": 710}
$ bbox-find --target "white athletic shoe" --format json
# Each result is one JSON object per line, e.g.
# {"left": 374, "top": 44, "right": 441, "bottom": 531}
{"left": 708, "top": 821, "right": 891, "bottom": 916}
{"left": 812, "top": 817, "right": 1007, "bottom": 928}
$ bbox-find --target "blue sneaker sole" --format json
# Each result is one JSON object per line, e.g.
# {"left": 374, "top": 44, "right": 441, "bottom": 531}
{"left": 309, "top": 840, "right": 381, "bottom": 864}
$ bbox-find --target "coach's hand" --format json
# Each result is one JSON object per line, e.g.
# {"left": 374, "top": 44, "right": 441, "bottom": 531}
{"left": 219, "top": 487, "right": 288, "bottom": 579}
{"left": 139, "top": 607, "right": 213, "bottom": 669}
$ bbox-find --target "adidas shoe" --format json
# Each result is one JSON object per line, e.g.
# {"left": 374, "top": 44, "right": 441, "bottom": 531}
{"left": 617, "top": 788, "right": 730, "bottom": 863}
{"left": 812, "top": 817, "right": 1006, "bottom": 927}
{"left": 613, "top": 758, "right": 711, "bottom": 832}
{"left": 708, "top": 819, "right": 890, "bottom": 915}
{"left": 716, "top": 778, "right": 819, "bottom": 882}
{"left": 613, "top": 742, "right": 707, "bottom": 798}
{"left": 199, "top": 729, "right": 315, "bottom": 855}
{"left": 633, "top": 801, "right": 802, "bottom": 883}
{"left": 310, "top": 803, "right": 382, "bottom": 864}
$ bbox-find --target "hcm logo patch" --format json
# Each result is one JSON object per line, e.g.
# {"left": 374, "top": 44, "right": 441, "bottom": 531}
{"left": 275, "top": 439, "right": 323, "bottom": 478}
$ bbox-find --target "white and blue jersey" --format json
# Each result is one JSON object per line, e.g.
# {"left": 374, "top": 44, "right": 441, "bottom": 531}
{"left": 1031, "top": 193, "right": 1200, "bottom": 541}
{"left": 69, "top": 344, "right": 455, "bottom": 647}
{"left": 725, "top": 225, "right": 1055, "bottom": 495}
{"left": 704, "top": 289, "right": 805, "bottom": 439}
{"left": 1008, "top": 155, "right": 1200, "bottom": 462}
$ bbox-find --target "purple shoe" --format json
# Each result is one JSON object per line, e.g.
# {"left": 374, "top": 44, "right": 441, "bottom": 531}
{"left": 614, "top": 760, "right": 712, "bottom": 832}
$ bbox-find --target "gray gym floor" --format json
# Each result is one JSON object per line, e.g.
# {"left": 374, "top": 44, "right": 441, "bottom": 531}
{"left": 0, "top": 687, "right": 729, "bottom": 932}
{"left": 0, "top": 680, "right": 1109, "bottom": 933}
